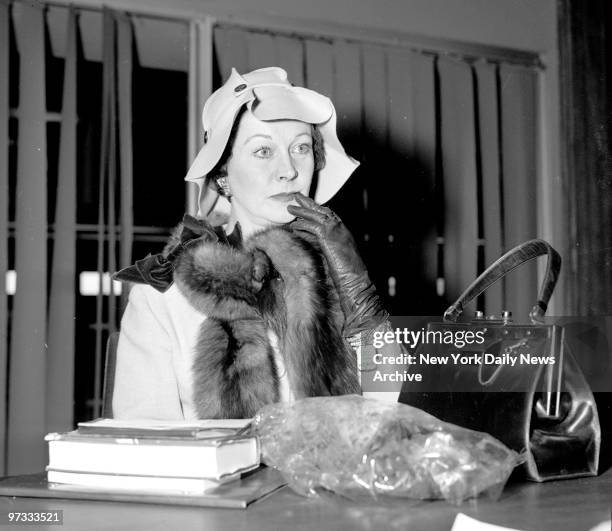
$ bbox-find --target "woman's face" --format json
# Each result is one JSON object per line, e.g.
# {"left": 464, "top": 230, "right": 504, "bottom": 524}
{"left": 225, "top": 110, "right": 314, "bottom": 230}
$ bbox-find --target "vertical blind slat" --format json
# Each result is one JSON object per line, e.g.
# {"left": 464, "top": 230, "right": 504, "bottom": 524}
{"left": 117, "top": 13, "right": 134, "bottom": 269}
{"left": 213, "top": 27, "right": 248, "bottom": 80}
{"left": 276, "top": 35, "right": 304, "bottom": 86}
{"left": 475, "top": 62, "right": 503, "bottom": 314}
{"left": 439, "top": 57, "right": 479, "bottom": 311}
{"left": 187, "top": 18, "right": 213, "bottom": 215}
{"left": 500, "top": 64, "right": 538, "bottom": 320}
{"left": 361, "top": 46, "right": 388, "bottom": 294}
{"left": 332, "top": 41, "right": 362, "bottom": 150}
{"left": 305, "top": 39, "right": 334, "bottom": 98}
{"left": 94, "top": 9, "right": 113, "bottom": 419}
{"left": 246, "top": 32, "right": 277, "bottom": 71}
{"left": 387, "top": 50, "right": 414, "bottom": 158}
{"left": 330, "top": 41, "right": 364, "bottom": 240}
{"left": 8, "top": 1, "right": 47, "bottom": 475}
{"left": 387, "top": 49, "right": 413, "bottom": 306}
{"left": 46, "top": 7, "right": 77, "bottom": 435}
{"left": 0, "top": 0, "right": 10, "bottom": 476}
{"left": 106, "top": 11, "right": 118, "bottom": 337}
{"left": 411, "top": 53, "right": 438, "bottom": 308}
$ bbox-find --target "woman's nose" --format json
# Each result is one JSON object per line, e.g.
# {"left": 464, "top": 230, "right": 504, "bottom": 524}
{"left": 278, "top": 153, "right": 298, "bottom": 181}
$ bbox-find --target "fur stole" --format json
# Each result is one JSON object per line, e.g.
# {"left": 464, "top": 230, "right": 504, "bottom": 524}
{"left": 169, "top": 224, "right": 360, "bottom": 419}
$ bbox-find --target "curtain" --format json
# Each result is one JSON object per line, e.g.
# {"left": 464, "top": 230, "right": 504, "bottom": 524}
{"left": 213, "top": 26, "right": 541, "bottom": 319}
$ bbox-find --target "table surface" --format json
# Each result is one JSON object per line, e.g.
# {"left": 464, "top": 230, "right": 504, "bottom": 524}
{"left": 0, "top": 469, "right": 610, "bottom": 531}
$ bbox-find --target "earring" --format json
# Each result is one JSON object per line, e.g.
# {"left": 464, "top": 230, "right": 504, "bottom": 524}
{"left": 216, "top": 177, "right": 231, "bottom": 197}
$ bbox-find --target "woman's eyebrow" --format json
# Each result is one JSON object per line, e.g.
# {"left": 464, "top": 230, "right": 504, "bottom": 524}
{"left": 243, "top": 134, "right": 272, "bottom": 145}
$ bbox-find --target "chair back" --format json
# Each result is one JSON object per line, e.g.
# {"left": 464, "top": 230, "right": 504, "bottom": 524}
{"left": 102, "top": 332, "right": 120, "bottom": 418}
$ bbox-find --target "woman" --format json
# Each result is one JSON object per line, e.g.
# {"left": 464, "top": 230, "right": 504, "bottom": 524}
{"left": 112, "top": 67, "right": 389, "bottom": 419}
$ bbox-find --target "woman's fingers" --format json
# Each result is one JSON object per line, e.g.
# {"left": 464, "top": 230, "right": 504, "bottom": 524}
{"left": 286, "top": 204, "right": 327, "bottom": 224}
{"left": 290, "top": 227, "right": 319, "bottom": 244}
{"left": 293, "top": 193, "right": 332, "bottom": 217}
{"left": 290, "top": 219, "right": 323, "bottom": 236}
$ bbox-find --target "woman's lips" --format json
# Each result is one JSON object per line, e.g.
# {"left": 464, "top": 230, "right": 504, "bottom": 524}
{"left": 270, "top": 192, "right": 298, "bottom": 202}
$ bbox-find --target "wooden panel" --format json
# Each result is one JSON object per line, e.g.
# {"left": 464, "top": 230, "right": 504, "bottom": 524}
{"left": 500, "top": 64, "right": 538, "bottom": 321}
{"left": 438, "top": 57, "right": 479, "bottom": 313}
{"left": 46, "top": 8, "right": 77, "bottom": 435}
{"left": 8, "top": 1, "right": 47, "bottom": 475}
{"left": 213, "top": 27, "right": 249, "bottom": 80}
{"left": 246, "top": 31, "right": 278, "bottom": 71}
{"left": 275, "top": 35, "right": 304, "bottom": 86}
{"left": 475, "top": 61, "right": 503, "bottom": 314}
{"left": 0, "top": 0, "right": 10, "bottom": 477}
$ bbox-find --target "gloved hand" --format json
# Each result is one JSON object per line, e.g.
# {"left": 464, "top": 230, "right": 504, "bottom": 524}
{"left": 287, "top": 193, "right": 388, "bottom": 336}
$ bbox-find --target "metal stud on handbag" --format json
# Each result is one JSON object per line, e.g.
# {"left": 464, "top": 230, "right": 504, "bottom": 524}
{"left": 399, "top": 239, "right": 600, "bottom": 481}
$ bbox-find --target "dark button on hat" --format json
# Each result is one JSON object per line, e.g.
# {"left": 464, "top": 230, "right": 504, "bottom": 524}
{"left": 234, "top": 83, "right": 247, "bottom": 92}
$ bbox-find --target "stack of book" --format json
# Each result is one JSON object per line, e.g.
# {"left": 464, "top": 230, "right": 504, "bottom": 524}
{"left": 45, "top": 418, "right": 259, "bottom": 495}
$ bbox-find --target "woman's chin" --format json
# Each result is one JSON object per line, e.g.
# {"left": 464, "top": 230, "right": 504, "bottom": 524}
{"left": 264, "top": 206, "right": 296, "bottom": 225}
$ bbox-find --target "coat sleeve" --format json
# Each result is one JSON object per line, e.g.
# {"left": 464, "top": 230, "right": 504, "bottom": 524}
{"left": 112, "top": 284, "right": 184, "bottom": 419}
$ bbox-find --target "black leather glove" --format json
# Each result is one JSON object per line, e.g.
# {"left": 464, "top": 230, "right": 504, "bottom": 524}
{"left": 287, "top": 193, "right": 388, "bottom": 336}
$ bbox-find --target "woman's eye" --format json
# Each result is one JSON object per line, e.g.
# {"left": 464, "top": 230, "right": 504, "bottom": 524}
{"left": 254, "top": 146, "right": 273, "bottom": 158}
{"left": 292, "top": 143, "right": 312, "bottom": 155}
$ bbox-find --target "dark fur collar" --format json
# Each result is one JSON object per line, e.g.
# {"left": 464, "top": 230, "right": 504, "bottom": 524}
{"left": 172, "top": 224, "right": 360, "bottom": 418}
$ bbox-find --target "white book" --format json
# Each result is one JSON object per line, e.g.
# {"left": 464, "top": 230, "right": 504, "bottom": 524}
{"left": 45, "top": 429, "right": 259, "bottom": 480}
{"left": 46, "top": 468, "right": 244, "bottom": 495}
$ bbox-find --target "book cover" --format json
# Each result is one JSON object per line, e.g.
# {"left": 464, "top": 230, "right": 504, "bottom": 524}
{"left": 76, "top": 418, "right": 252, "bottom": 439}
{"left": 45, "top": 426, "right": 259, "bottom": 480}
{"left": 46, "top": 467, "right": 249, "bottom": 494}
{"left": 0, "top": 468, "right": 286, "bottom": 509}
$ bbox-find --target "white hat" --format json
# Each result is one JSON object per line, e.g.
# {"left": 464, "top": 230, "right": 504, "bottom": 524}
{"left": 185, "top": 67, "right": 359, "bottom": 217}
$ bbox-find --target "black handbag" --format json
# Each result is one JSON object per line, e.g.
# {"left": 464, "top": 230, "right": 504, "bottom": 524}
{"left": 398, "top": 239, "right": 600, "bottom": 481}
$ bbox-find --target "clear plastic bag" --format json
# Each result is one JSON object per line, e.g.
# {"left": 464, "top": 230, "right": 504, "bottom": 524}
{"left": 250, "top": 395, "right": 522, "bottom": 505}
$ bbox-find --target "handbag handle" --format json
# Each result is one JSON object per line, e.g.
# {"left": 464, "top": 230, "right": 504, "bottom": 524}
{"left": 443, "top": 239, "right": 561, "bottom": 323}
